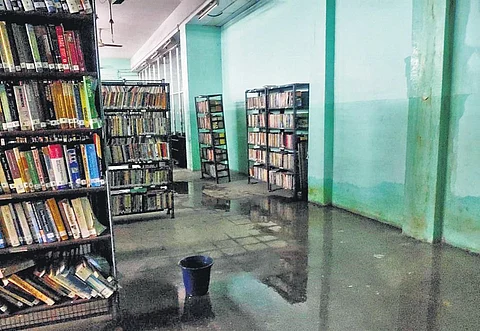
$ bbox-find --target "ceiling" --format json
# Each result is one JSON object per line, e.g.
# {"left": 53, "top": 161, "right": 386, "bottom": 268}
{"left": 189, "top": 0, "right": 259, "bottom": 26}
{"left": 96, "top": 0, "right": 182, "bottom": 59}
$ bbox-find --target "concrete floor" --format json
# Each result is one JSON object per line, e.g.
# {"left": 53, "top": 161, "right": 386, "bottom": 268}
{"left": 55, "top": 171, "right": 480, "bottom": 331}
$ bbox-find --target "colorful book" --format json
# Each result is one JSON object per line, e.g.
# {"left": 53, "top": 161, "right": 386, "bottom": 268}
{"left": 48, "top": 144, "right": 69, "bottom": 189}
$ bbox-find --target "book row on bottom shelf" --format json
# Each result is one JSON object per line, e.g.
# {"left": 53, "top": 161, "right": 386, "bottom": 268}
{"left": 0, "top": 21, "right": 89, "bottom": 74}
{"left": 0, "top": 134, "right": 104, "bottom": 195}
{"left": 110, "top": 190, "right": 173, "bottom": 217}
{"left": 107, "top": 137, "right": 169, "bottom": 165}
{"left": 0, "top": 77, "right": 100, "bottom": 132}
{"left": 0, "top": 0, "right": 94, "bottom": 14}
{"left": 0, "top": 195, "right": 106, "bottom": 248}
{"left": 201, "top": 163, "right": 228, "bottom": 179}
{"left": 249, "top": 167, "right": 295, "bottom": 190}
{"left": 108, "top": 167, "right": 169, "bottom": 188}
{"left": 0, "top": 249, "right": 117, "bottom": 317}
{"left": 104, "top": 112, "right": 168, "bottom": 137}
{"left": 200, "top": 147, "right": 227, "bottom": 163}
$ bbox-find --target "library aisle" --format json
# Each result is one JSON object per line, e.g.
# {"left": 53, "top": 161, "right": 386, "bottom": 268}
{"left": 48, "top": 171, "right": 480, "bottom": 331}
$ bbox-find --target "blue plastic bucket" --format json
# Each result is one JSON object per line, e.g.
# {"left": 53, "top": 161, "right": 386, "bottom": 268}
{"left": 179, "top": 255, "right": 214, "bottom": 296}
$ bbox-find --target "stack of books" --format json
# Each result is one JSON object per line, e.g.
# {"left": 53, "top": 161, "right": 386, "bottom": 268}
{"left": 0, "top": 0, "right": 93, "bottom": 14}
{"left": 0, "top": 197, "right": 106, "bottom": 247}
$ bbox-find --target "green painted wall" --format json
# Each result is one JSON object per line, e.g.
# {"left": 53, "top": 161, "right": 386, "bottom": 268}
{"left": 444, "top": 0, "right": 480, "bottom": 253}
{"left": 332, "top": 1, "right": 412, "bottom": 227}
{"left": 99, "top": 58, "right": 138, "bottom": 81}
{"left": 221, "top": 0, "right": 327, "bottom": 204}
{"left": 184, "top": 25, "right": 223, "bottom": 170}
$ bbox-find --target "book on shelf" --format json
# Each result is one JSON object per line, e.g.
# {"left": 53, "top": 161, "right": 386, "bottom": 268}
{"left": 0, "top": 196, "right": 106, "bottom": 248}
{"left": 105, "top": 112, "right": 169, "bottom": 137}
{"left": 268, "top": 133, "right": 295, "bottom": 149}
{"left": 269, "top": 170, "right": 294, "bottom": 190}
{"left": 201, "top": 147, "right": 227, "bottom": 163}
{"left": 0, "top": 78, "right": 101, "bottom": 131}
{"left": 270, "top": 152, "right": 294, "bottom": 170}
{"left": 202, "top": 162, "right": 228, "bottom": 178}
{"left": 249, "top": 166, "right": 268, "bottom": 182}
{"left": 196, "top": 99, "right": 222, "bottom": 113}
{"left": 199, "top": 132, "right": 225, "bottom": 146}
{"left": 0, "top": 0, "right": 92, "bottom": 14}
{"left": 102, "top": 84, "right": 168, "bottom": 110}
{"left": 247, "top": 113, "right": 266, "bottom": 127}
{"left": 197, "top": 116, "right": 224, "bottom": 130}
{"left": 111, "top": 190, "right": 173, "bottom": 216}
{"left": 107, "top": 137, "right": 169, "bottom": 164}
{"left": 248, "top": 132, "right": 266, "bottom": 146}
{"left": 246, "top": 94, "right": 265, "bottom": 109}
{"left": 268, "top": 113, "right": 295, "bottom": 129}
{"left": 109, "top": 167, "right": 169, "bottom": 188}
{"left": 0, "top": 137, "right": 104, "bottom": 195}
{"left": 0, "top": 22, "right": 88, "bottom": 74}
{"left": 268, "top": 90, "right": 309, "bottom": 109}
{"left": 248, "top": 149, "right": 266, "bottom": 164}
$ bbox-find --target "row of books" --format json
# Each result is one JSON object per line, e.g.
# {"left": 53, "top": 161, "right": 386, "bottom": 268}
{"left": 199, "top": 132, "right": 225, "bottom": 146}
{"left": 0, "top": 0, "right": 93, "bottom": 14}
{"left": 0, "top": 141, "right": 103, "bottom": 195}
{"left": 201, "top": 147, "right": 227, "bottom": 163}
{"left": 107, "top": 138, "right": 169, "bottom": 164}
{"left": 0, "top": 22, "right": 87, "bottom": 73}
{"left": 268, "top": 91, "right": 309, "bottom": 109}
{"left": 270, "top": 152, "right": 294, "bottom": 170}
{"left": 196, "top": 100, "right": 222, "bottom": 114}
{"left": 0, "top": 255, "right": 116, "bottom": 315}
{"left": 247, "top": 113, "right": 266, "bottom": 128}
{"left": 0, "top": 78, "right": 100, "bottom": 132}
{"left": 246, "top": 95, "right": 265, "bottom": 109}
{"left": 202, "top": 162, "right": 228, "bottom": 178}
{"left": 269, "top": 133, "right": 295, "bottom": 149}
{"left": 108, "top": 168, "right": 169, "bottom": 188}
{"left": 248, "top": 149, "right": 266, "bottom": 164}
{"left": 197, "top": 116, "right": 224, "bottom": 130}
{"left": 101, "top": 85, "right": 168, "bottom": 110}
{"left": 249, "top": 166, "right": 267, "bottom": 182}
{"left": 269, "top": 170, "right": 294, "bottom": 190}
{"left": 268, "top": 114, "right": 295, "bottom": 129}
{"left": 248, "top": 132, "right": 266, "bottom": 146}
{"left": 105, "top": 113, "right": 168, "bottom": 137}
{"left": 0, "top": 197, "right": 106, "bottom": 248}
{"left": 111, "top": 190, "right": 172, "bottom": 216}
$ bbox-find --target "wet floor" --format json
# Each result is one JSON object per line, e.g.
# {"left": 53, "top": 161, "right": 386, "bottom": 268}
{"left": 54, "top": 176, "right": 480, "bottom": 331}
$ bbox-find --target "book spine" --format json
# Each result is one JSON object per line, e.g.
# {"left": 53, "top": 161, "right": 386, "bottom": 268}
{"left": 65, "top": 0, "right": 78, "bottom": 13}
{"left": 5, "top": 23, "right": 21, "bottom": 72}
{"left": 55, "top": 25, "right": 70, "bottom": 72}
{"left": 65, "top": 31, "right": 79, "bottom": 72}
{"left": 52, "top": 0, "right": 62, "bottom": 11}
{"left": 74, "top": 31, "right": 85, "bottom": 72}
{"left": 0, "top": 22, "right": 14, "bottom": 72}
{"left": 25, "top": 24, "right": 43, "bottom": 72}
{"left": 10, "top": 24, "right": 26, "bottom": 72}
{"left": 46, "top": 25, "right": 62, "bottom": 71}
{"left": 45, "top": 198, "right": 68, "bottom": 240}
{"left": 4, "top": 149, "right": 24, "bottom": 193}
{"left": 33, "top": 26, "right": 49, "bottom": 71}
{"left": 24, "top": 150, "right": 41, "bottom": 192}
{"left": 23, "top": 82, "right": 43, "bottom": 130}
{"left": 56, "top": 198, "right": 72, "bottom": 238}
{"left": 8, "top": 275, "right": 55, "bottom": 305}
{"left": 22, "top": 201, "right": 43, "bottom": 243}
{"left": 0, "top": 204, "right": 20, "bottom": 247}
{"left": 38, "top": 27, "right": 55, "bottom": 71}
{"left": 82, "top": 76, "right": 100, "bottom": 129}
{"left": 32, "top": 201, "right": 56, "bottom": 243}
{"left": 13, "top": 84, "right": 32, "bottom": 131}
{"left": 44, "top": 0, "right": 56, "bottom": 12}
{"left": 13, "top": 23, "right": 35, "bottom": 71}
{"left": 20, "top": 0, "right": 34, "bottom": 11}
{"left": 0, "top": 151, "right": 13, "bottom": 192}
{"left": 84, "top": 144, "right": 100, "bottom": 187}
{"left": 17, "top": 150, "right": 33, "bottom": 193}
{"left": 79, "top": 0, "right": 91, "bottom": 14}
{"left": 31, "top": 148, "right": 47, "bottom": 191}
{"left": 43, "top": 82, "right": 58, "bottom": 127}
{"left": 0, "top": 224, "right": 5, "bottom": 248}
{"left": 47, "top": 144, "right": 69, "bottom": 189}
{"left": 13, "top": 203, "right": 33, "bottom": 244}
{"left": 70, "top": 198, "right": 90, "bottom": 238}
{"left": 29, "top": 201, "right": 46, "bottom": 242}
{"left": 3, "top": 1, "right": 12, "bottom": 11}
{"left": 41, "top": 146, "right": 56, "bottom": 189}
{"left": 72, "top": 83, "right": 84, "bottom": 127}
{"left": 33, "top": 0, "right": 46, "bottom": 11}
{"left": 9, "top": 203, "right": 25, "bottom": 245}
{"left": 59, "top": 200, "right": 80, "bottom": 239}
{"left": 66, "top": 147, "right": 81, "bottom": 188}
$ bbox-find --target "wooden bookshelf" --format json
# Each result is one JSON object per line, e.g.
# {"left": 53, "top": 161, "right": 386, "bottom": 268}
{"left": 102, "top": 81, "right": 174, "bottom": 220}
{"left": 0, "top": 3, "right": 118, "bottom": 329}
{"left": 246, "top": 84, "right": 309, "bottom": 200}
{"left": 195, "top": 94, "right": 231, "bottom": 184}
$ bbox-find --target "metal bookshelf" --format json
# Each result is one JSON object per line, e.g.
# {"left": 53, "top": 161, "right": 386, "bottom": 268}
{"left": 102, "top": 81, "right": 174, "bottom": 220}
{"left": 246, "top": 83, "right": 309, "bottom": 200}
{"left": 0, "top": 5, "right": 118, "bottom": 330}
{"left": 195, "top": 94, "right": 231, "bottom": 184}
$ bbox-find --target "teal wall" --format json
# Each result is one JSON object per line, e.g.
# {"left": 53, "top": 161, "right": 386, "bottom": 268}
{"left": 221, "top": 0, "right": 326, "bottom": 199}
{"left": 332, "top": 1, "right": 412, "bottom": 227}
{"left": 444, "top": 0, "right": 480, "bottom": 252}
{"left": 185, "top": 0, "right": 480, "bottom": 253}
{"left": 99, "top": 58, "right": 138, "bottom": 81}
{"left": 184, "top": 25, "right": 223, "bottom": 170}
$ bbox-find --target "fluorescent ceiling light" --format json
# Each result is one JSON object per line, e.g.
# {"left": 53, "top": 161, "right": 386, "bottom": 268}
{"left": 198, "top": 0, "right": 218, "bottom": 20}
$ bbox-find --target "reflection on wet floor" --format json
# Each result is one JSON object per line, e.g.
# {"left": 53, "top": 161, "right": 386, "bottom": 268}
{"left": 56, "top": 178, "right": 480, "bottom": 331}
